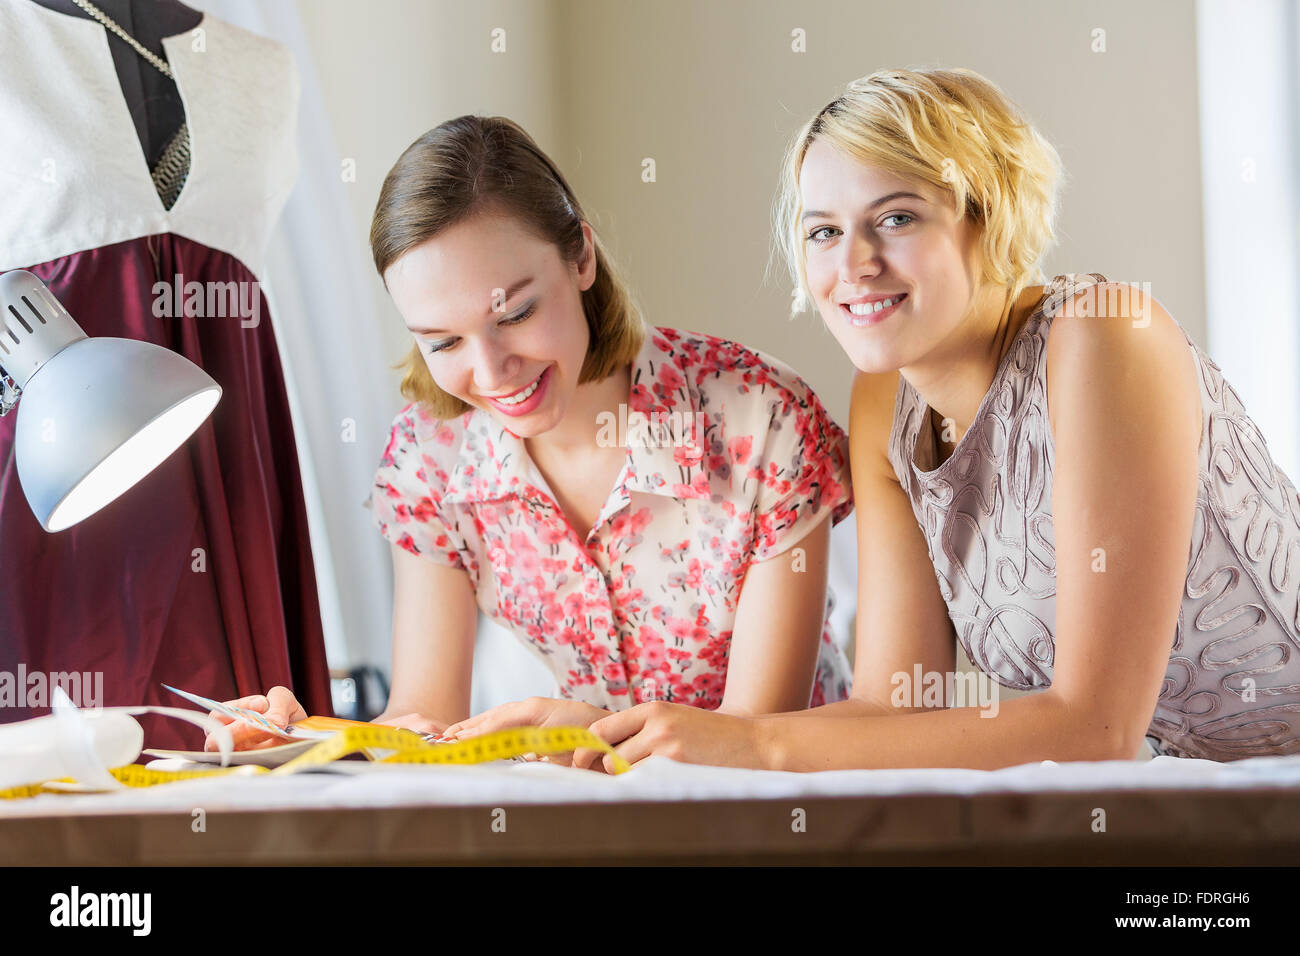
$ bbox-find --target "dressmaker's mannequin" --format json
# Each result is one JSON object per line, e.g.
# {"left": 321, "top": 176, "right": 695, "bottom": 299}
{"left": 28, "top": 0, "right": 202, "bottom": 170}
{"left": 1, "top": 1, "right": 336, "bottom": 749}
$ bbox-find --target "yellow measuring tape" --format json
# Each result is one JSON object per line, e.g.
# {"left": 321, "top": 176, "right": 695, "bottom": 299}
{"left": 0, "top": 724, "right": 629, "bottom": 800}
{"left": 0, "top": 763, "right": 264, "bottom": 799}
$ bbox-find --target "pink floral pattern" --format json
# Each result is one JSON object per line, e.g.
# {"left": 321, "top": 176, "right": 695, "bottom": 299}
{"left": 368, "top": 326, "right": 854, "bottom": 711}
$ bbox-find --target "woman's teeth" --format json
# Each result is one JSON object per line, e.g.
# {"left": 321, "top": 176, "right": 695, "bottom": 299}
{"left": 495, "top": 371, "right": 543, "bottom": 405}
{"left": 846, "top": 295, "right": 904, "bottom": 316}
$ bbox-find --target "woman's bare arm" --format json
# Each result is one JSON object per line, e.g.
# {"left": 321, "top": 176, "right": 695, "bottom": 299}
{"left": 716, "top": 513, "right": 832, "bottom": 716}
{"left": 592, "top": 288, "right": 1201, "bottom": 771}
{"left": 845, "top": 367, "right": 960, "bottom": 713}
{"left": 744, "top": 367, "right": 959, "bottom": 721}
{"left": 374, "top": 541, "right": 478, "bottom": 727}
{"left": 747, "top": 288, "right": 1200, "bottom": 769}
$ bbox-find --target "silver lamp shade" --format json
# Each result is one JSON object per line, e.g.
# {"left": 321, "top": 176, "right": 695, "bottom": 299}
{"left": 0, "top": 269, "right": 221, "bottom": 532}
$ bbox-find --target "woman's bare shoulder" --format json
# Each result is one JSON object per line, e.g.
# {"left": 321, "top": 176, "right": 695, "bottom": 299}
{"left": 1042, "top": 286, "right": 1200, "bottom": 447}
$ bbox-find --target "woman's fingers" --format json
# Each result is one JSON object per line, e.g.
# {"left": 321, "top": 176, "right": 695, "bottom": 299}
{"left": 373, "top": 713, "right": 447, "bottom": 736}
{"left": 568, "top": 745, "right": 610, "bottom": 772}
{"left": 264, "top": 686, "right": 307, "bottom": 727}
{"left": 443, "top": 700, "right": 615, "bottom": 743}
{"left": 443, "top": 699, "right": 545, "bottom": 739}
{"left": 203, "top": 694, "right": 266, "bottom": 729}
{"left": 201, "top": 687, "right": 304, "bottom": 752}
{"left": 204, "top": 696, "right": 265, "bottom": 751}
{"left": 438, "top": 715, "right": 480, "bottom": 739}
{"left": 204, "top": 719, "right": 279, "bottom": 752}
{"left": 223, "top": 694, "right": 272, "bottom": 712}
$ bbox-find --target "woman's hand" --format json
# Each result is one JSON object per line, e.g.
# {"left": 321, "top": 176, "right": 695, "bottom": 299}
{"left": 201, "top": 686, "right": 452, "bottom": 752}
{"left": 373, "top": 712, "right": 449, "bottom": 737}
{"left": 441, "top": 697, "right": 613, "bottom": 767}
{"left": 202, "top": 685, "right": 307, "bottom": 752}
{"left": 580, "top": 701, "right": 762, "bottom": 771}
{"left": 442, "top": 697, "right": 611, "bottom": 738}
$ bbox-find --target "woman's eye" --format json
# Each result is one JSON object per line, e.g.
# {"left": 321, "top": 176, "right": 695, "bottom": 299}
{"left": 806, "top": 215, "right": 914, "bottom": 246}
{"left": 501, "top": 303, "right": 536, "bottom": 326}
{"left": 424, "top": 303, "right": 537, "bottom": 355}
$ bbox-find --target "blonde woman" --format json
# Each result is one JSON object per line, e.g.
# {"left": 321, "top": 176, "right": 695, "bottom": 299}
{"left": 578, "top": 67, "right": 1300, "bottom": 771}
{"left": 205, "top": 115, "right": 855, "bottom": 754}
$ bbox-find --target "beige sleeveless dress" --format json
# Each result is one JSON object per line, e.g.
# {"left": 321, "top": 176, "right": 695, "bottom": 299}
{"left": 887, "top": 273, "right": 1300, "bottom": 761}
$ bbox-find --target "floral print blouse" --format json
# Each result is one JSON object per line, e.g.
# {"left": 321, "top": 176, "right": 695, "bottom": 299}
{"left": 368, "top": 326, "right": 855, "bottom": 711}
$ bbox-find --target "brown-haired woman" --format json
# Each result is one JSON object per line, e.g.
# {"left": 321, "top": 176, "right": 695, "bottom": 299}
{"left": 205, "top": 115, "right": 856, "bottom": 759}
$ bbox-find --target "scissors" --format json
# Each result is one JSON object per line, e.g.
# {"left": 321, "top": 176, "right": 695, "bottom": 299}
{"left": 163, "top": 684, "right": 299, "bottom": 738}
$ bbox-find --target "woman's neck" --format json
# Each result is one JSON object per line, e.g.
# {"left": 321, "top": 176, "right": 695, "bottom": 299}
{"left": 524, "top": 362, "right": 632, "bottom": 464}
{"left": 901, "top": 283, "right": 1041, "bottom": 446}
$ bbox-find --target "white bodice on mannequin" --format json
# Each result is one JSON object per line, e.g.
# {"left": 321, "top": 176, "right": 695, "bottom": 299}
{"left": 0, "top": 0, "right": 299, "bottom": 279}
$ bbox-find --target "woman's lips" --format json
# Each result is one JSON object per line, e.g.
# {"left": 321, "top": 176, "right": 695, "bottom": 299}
{"left": 841, "top": 293, "right": 907, "bottom": 327}
{"left": 485, "top": 365, "right": 551, "bottom": 416}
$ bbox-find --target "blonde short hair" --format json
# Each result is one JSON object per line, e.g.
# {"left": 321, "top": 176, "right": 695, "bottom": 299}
{"left": 370, "top": 115, "right": 646, "bottom": 419}
{"left": 773, "top": 67, "right": 1065, "bottom": 316}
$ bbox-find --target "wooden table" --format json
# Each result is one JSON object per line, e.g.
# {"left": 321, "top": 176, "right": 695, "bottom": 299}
{"left": 3, "top": 786, "right": 1298, "bottom": 865}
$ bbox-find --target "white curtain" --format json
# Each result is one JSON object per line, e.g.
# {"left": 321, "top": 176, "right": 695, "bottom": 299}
{"left": 190, "top": 0, "right": 396, "bottom": 678}
{"left": 1196, "top": 0, "right": 1300, "bottom": 482}
{"left": 191, "top": 0, "right": 562, "bottom": 713}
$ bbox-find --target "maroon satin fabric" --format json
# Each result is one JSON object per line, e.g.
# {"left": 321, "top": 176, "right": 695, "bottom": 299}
{"left": 0, "top": 233, "right": 333, "bottom": 753}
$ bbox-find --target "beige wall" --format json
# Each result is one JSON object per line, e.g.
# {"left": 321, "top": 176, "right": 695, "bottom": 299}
{"left": 297, "top": 0, "right": 1206, "bottom": 428}
{"left": 295, "top": 0, "right": 564, "bottom": 378}
{"left": 297, "top": 0, "right": 1200, "bottom": 757}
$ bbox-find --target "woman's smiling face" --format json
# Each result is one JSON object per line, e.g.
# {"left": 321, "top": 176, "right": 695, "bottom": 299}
{"left": 384, "top": 208, "right": 596, "bottom": 436}
{"left": 798, "top": 137, "right": 984, "bottom": 373}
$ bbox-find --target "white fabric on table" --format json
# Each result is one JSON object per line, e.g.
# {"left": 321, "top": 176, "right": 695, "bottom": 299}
{"left": 2, "top": 752, "right": 1298, "bottom": 818}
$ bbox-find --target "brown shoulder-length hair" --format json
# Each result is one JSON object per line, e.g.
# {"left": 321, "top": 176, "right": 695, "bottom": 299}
{"left": 370, "top": 115, "right": 646, "bottom": 419}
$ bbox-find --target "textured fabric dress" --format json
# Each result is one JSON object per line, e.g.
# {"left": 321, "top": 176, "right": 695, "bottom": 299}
{"left": 370, "top": 326, "right": 855, "bottom": 710}
{"left": 0, "top": 1, "right": 333, "bottom": 749}
{"left": 888, "top": 272, "right": 1300, "bottom": 761}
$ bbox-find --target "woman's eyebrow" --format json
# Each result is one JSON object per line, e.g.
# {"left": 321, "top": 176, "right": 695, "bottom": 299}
{"left": 801, "top": 191, "right": 927, "bottom": 221}
{"left": 407, "top": 276, "right": 535, "bottom": 334}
